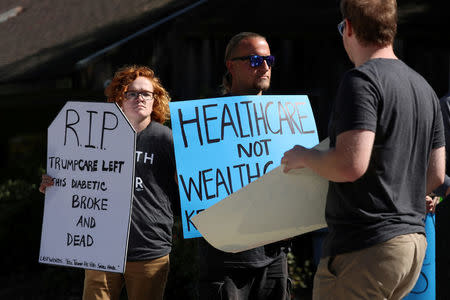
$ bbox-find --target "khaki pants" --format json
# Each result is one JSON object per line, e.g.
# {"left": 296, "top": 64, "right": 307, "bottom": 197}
{"left": 313, "top": 233, "right": 426, "bottom": 300}
{"left": 82, "top": 255, "right": 170, "bottom": 300}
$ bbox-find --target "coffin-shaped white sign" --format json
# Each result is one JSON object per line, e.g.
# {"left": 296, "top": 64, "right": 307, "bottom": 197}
{"left": 39, "top": 101, "right": 135, "bottom": 273}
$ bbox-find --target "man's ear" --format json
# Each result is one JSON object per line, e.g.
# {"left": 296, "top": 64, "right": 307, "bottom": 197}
{"left": 226, "top": 60, "right": 233, "bottom": 75}
{"left": 345, "top": 19, "right": 353, "bottom": 36}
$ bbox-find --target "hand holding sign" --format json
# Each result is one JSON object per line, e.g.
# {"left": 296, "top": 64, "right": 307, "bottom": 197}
{"left": 39, "top": 174, "right": 54, "bottom": 194}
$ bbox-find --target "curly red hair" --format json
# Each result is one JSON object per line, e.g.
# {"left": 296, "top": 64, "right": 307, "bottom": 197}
{"left": 105, "top": 65, "right": 171, "bottom": 124}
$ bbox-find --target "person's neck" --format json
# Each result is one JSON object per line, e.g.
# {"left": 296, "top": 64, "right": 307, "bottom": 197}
{"left": 130, "top": 117, "right": 151, "bottom": 133}
{"left": 230, "top": 87, "right": 263, "bottom": 96}
{"left": 354, "top": 44, "right": 397, "bottom": 67}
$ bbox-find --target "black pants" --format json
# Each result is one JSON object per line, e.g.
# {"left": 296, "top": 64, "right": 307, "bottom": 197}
{"left": 199, "top": 253, "right": 290, "bottom": 300}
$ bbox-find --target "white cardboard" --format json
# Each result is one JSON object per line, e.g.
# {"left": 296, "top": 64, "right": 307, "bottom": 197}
{"left": 192, "top": 138, "right": 329, "bottom": 253}
{"left": 39, "top": 101, "right": 135, "bottom": 273}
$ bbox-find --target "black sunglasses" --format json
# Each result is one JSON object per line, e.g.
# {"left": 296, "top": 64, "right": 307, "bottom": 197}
{"left": 231, "top": 55, "right": 275, "bottom": 68}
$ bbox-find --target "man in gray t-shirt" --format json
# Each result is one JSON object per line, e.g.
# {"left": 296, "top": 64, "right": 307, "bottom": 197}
{"left": 282, "top": 0, "right": 445, "bottom": 299}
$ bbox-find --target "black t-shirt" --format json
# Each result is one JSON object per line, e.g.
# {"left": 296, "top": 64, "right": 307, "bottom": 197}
{"left": 440, "top": 93, "right": 450, "bottom": 174}
{"left": 127, "top": 122, "right": 179, "bottom": 261}
{"left": 324, "top": 59, "right": 445, "bottom": 257}
{"left": 198, "top": 238, "right": 287, "bottom": 271}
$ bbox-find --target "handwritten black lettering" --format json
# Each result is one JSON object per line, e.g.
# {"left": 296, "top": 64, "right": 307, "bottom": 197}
{"left": 72, "top": 194, "right": 108, "bottom": 211}
{"left": 266, "top": 102, "right": 280, "bottom": 134}
{"left": 203, "top": 104, "right": 220, "bottom": 144}
{"left": 201, "top": 169, "right": 215, "bottom": 200}
{"left": 48, "top": 157, "right": 98, "bottom": 172}
{"left": 85, "top": 110, "right": 98, "bottom": 149}
{"left": 179, "top": 162, "right": 272, "bottom": 201}
{"left": 40, "top": 256, "right": 63, "bottom": 264}
{"left": 73, "top": 259, "right": 84, "bottom": 266}
{"left": 71, "top": 179, "right": 107, "bottom": 191}
{"left": 253, "top": 102, "right": 268, "bottom": 135}
{"left": 220, "top": 104, "right": 239, "bottom": 140}
{"left": 64, "top": 109, "right": 80, "bottom": 146}
{"left": 101, "top": 160, "right": 124, "bottom": 173}
{"left": 178, "top": 107, "right": 203, "bottom": 148}
{"left": 263, "top": 161, "right": 273, "bottom": 174}
{"left": 295, "top": 102, "right": 316, "bottom": 134}
{"left": 179, "top": 173, "right": 202, "bottom": 201}
{"left": 216, "top": 166, "right": 233, "bottom": 196}
{"left": 66, "top": 233, "right": 94, "bottom": 247}
{"left": 184, "top": 209, "right": 204, "bottom": 232}
{"left": 240, "top": 101, "right": 254, "bottom": 136}
{"left": 75, "top": 215, "right": 96, "bottom": 228}
{"left": 53, "top": 177, "right": 66, "bottom": 187}
{"left": 237, "top": 139, "right": 272, "bottom": 158}
{"left": 100, "top": 111, "right": 119, "bottom": 150}
{"left": 176, "top": 100, "right": 314, "bottom": 148}
{"left": 278, "top": 101, "right": 294, "bottom": 134}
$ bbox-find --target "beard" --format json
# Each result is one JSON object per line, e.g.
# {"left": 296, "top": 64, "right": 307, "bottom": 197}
{"left": 254, "top": 77, "right": 270, "bottom": 92}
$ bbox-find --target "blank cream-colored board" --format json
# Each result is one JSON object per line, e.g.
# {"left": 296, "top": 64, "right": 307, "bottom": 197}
{"left": 192, "top": 138, "right": 329, "bottom": 253}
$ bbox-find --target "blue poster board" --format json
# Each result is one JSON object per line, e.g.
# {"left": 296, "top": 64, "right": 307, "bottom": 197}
{"left": 404, "top": 213, "right": 436, "bottom": 299}
{"left": 170, "top": 95, "right": 319, "bottom": 238}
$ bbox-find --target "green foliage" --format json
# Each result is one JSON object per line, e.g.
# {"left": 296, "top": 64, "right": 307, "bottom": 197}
{"left": 2, "top": 134, "right": 45, "bottom": 181}
{"left": 0, "top": 179, "right": 42, "bottom": 260}
{"left": 0, "top": 178, "right": 38, "bottom": 202}
{"left": 287, "top": 251, "right": 314, "bottom": 296}
{"left": 0, "top": 134, "right": 86, "bottom": 298}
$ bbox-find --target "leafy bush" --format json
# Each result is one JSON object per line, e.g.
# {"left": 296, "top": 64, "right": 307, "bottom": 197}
{"left": 0, "top": 134, "right": 85, "bottom": 299}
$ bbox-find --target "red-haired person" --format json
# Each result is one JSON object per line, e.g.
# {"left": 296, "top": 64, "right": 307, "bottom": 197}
{"left": 40, "top": 65, "right": 178, "bottom": 300}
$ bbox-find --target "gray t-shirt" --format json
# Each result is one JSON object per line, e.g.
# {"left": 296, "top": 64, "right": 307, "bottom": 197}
{"left": 323, "top": 59, "right": 444, "bottom": 257}
{"left": 127, "top": 122, "right": 179, "bottom": 261}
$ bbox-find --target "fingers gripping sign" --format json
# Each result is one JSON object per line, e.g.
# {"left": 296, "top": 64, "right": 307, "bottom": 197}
{"left": 425, "top": 194, "right": 440, "bottom": 214}
{"left": 39, "top": 174, "right": 54, "bottom": 194}
{"left": 281, "top": 145, "right": 309, "bottom": 173}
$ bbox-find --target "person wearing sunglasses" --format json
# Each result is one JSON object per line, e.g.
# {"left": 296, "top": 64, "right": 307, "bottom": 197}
{"left": 221, "top": 32, "right": 274, "bottom": 96}
{"left": 40, "top": 65, "right": 179, "bottom": 300}
{"left": 282, "top": 0, "right": 445, "bottom": 299}
{"left": 198, "top": 32, "right": 290, "bottom": 300}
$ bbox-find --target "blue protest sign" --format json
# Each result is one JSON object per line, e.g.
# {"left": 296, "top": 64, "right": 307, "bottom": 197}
{"left": 170, "top": 95, "right": 319, "bottom": 238}
{"left": 404, "top": 213, "right": 436, "bottom": 300}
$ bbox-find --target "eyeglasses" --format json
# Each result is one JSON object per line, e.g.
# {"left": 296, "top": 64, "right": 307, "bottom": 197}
{"left": 337, "top": 20, "right": 346, "bottom": 36}
{"left": 231, "top": 55, "right": 275, "bottom": 68}
{"left": 124, "top": 91, "right": 154, "bottom": 101}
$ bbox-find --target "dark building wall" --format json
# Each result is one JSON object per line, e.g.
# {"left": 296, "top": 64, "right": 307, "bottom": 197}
{"left": 3, "top": 8, "right": 450, "bottom": 175}
{"left": 2, "top": 0, "right": 450, "bottom": 182}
